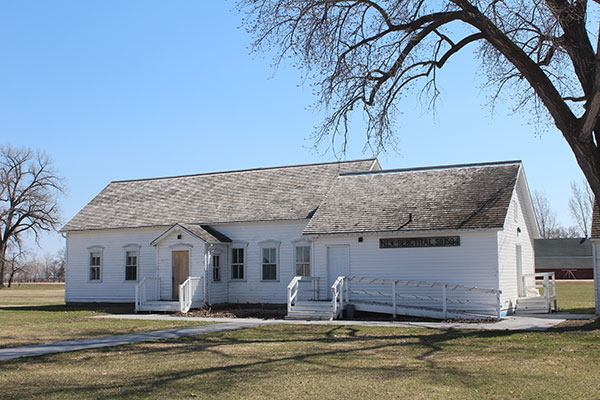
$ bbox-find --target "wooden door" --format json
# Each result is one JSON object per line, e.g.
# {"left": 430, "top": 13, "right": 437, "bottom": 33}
{"left": 172, "top": 251, "right": 190, "bottom": 300}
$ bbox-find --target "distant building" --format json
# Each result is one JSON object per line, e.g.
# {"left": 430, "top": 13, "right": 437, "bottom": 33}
{"left": 534, "top": 238, "right": 592, "bottom": 279}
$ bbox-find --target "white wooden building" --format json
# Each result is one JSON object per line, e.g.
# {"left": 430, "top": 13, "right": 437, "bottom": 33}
{"left": 61, "top": 159, "right": 550, "bottom": 319}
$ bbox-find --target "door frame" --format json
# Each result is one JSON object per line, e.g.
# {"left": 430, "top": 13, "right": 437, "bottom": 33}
{"left": 172, "top": 250, "right": 190, "bottom": 300}
{"left": 326, "top": 245, "right": 350, "bottom": 299}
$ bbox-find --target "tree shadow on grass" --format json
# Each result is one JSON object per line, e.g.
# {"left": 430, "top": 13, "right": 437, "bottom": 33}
{"left": 2, "top": 318, "right": 599, "bottom": 399}
{"left": 6, "top": 321, "right": 595, "bottom": 399}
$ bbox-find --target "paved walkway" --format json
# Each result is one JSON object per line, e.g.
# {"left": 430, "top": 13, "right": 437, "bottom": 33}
{"left": 0, "top": 320, "right": 267, "bottom": 361}
{"left": 94, "top": 312, "right": 594, "bottom": 331}
{"left": 1, "top": 313, "right": 595, "bottom": 362}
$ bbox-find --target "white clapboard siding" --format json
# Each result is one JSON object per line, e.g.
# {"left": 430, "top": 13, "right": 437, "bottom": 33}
{"left": 65, "top": 227, "right": 165, "bottom": 303}
{"left": 497, "top": 168, "right": 537, "bottom": 313}
{"left": 311, "top": 230, "right": 501, "bottom": 314}
{"left": 212, "top": 220, "right": 308, "bottom": 303}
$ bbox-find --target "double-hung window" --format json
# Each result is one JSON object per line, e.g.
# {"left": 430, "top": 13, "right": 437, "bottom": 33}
{"left": 295, "top": 246, "right": 310, "bottom": 276}
{"left": 262, "top": 247, "right": 277, "bottom": 281}
{"left": 125, "top": 251, "right": 138, "bottom": 281}
{"left": 231, "top": 248, "right": 244, "bottom": 280}
{"left": 213, "top": 255, "right": 221, "bottom": 282}
{"left": 89, "top": 252, "right": 101, "bottom": 281}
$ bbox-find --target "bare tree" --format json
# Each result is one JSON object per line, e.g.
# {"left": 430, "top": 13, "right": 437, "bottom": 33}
{"left": 4, "top": 246, "right": 25, "bottom": 288}
{"left": 0, "top": 145, "right": 64, "bottom": 287}
{"left": 239, "top": 0, "right": 600, "bottom": 208}
{"left": 569, "top": 180, "right": 594, "bottom": 237}
{"left": 548, "top": 224, "right": 579, "bottom": 238}
{"left": 43, "top": 250, "right": 65, "bottom": 282}
{"left": 532, "top": 190, "right": 559, "bottom": 239}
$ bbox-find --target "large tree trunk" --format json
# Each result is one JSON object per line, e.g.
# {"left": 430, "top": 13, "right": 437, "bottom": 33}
{"left": 0, "top": 242, "right": 6, "bottom": 288}
{"left": 563, "top": 133, "right": 600, "bottom": 211}
{"left": 564, "top": 132, "right": 600, "bottom": 315}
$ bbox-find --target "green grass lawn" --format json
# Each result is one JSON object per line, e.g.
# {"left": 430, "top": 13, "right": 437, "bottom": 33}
{"left": 0, "top": 283, "right": 212, "bottom": 348}
{"left": 0, "top": 321, "right": 599, "bottom": 399}
{"left": 556, "top": 281, "right": 596, "bottom": 314}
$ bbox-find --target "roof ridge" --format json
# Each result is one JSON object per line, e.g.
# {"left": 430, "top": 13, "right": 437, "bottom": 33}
{"left": 110, "top": 158, "right": 378, "bottom": 184}
{"left": 339, "top": 160, "right": 521, "bottom": 177}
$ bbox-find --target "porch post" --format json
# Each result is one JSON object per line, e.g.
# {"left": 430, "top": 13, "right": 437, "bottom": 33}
{"left": 392, "top": 281, "right": 397, "bottom": 318}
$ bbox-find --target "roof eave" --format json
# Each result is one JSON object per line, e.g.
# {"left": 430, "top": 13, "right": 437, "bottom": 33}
{"left": 302, "top": 226, "right": 504, "bottom": 237}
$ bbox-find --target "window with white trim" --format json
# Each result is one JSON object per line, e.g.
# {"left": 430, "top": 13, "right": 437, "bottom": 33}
{"left": 231, "top": 248, "right": 244, "bottom": 280}
{"left": 295, "top": 246, "right": 310, "bottom": 276}
{"left": 125, "top": 250, "right": 138, "bottom": 281}
{"left": 89, "top": 252, "right": 101, "bottom": 281}
{"left": 213, "top": 255, "right": 221, "bottom": 282}
{"left": 262, "top": 247, "right": 277, "bottom": 281}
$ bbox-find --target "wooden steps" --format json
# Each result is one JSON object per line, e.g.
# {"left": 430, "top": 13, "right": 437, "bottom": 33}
{"left": 286, "top": 301, "right": 335, "bottom": 320}
{"left": 516, "top": 295, "right": 555, "bottom": 313}
{"left": 136, "top": 301, "right": 180, "bottom": 312}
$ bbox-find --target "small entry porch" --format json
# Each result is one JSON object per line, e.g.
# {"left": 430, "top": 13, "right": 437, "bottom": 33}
{"left": 515, "top": 272, "right": 558, "bottom": 313}
{"left": 135, "top": 276, "right": 204, "bottom": 312}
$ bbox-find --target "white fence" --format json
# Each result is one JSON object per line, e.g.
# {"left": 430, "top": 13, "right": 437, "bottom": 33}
{"left": 341, "top": 276, "right": 502, "bottom": 319}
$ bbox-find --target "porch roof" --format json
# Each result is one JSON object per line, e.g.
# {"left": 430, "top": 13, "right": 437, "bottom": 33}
{"left": 150, "top": 223, "right": 232, "bottom": 246}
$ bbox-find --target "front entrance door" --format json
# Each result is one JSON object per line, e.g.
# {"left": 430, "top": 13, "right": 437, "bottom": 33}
{"left": 172, "top": 250, "right": 190, "bottom": 300}
{"left": 327, "top": 246, "right": 349, "bottom": 298}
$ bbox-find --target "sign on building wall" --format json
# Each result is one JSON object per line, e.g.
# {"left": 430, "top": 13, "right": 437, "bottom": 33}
{"left": 379, "top": 236, "right": 460, "bottom": 248}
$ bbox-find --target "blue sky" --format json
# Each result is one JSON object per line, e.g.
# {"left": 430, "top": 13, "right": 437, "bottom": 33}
{"left": 1, "top": 1, "right": 584, "bottom": 256}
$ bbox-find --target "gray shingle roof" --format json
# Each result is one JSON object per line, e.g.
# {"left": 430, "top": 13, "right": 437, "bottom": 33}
{"left": 303, "top": 161, "right": 521, "bottom": 235}
{"left": 61, "top": 159, "right": 379, "bottom": 232}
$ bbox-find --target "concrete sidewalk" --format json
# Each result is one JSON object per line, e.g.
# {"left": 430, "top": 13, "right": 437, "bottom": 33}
{"left": 0, "top": 320, "right": 267, "bottom": 361}
{"left": 94, "top": 312, "right": 595, "bottom": 331}
{"left": 1, "top": 313, "right": 594, "bottom": 362}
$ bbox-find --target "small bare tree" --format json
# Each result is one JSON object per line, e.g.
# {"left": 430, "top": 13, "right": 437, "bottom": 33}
{"left": 0, "top": 145, "right": 64, "bottom": 287}
{"left": 532, "top": 190, "right": 559, "bottom": 239}
{"left": 568, "top": 180, "right": 594, "bottom": 237}
{"left": 4, "top": 246, "right": 25, "bottom": 288}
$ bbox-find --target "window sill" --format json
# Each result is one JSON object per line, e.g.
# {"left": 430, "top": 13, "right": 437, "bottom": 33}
{"left": 88, "top": 280, "right": 102, "bottom": 283}
{"left": 260, "top": 280, "right": 279, "bottom": 283}
{"left": 229, "top": 279, "right": 247, "bottom": 282}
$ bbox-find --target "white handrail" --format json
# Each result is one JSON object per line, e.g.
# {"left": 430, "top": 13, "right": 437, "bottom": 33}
{"left": 522, "top": 272, "right": 557, "bottom": 311}
{"left": 287, "top": 276, "right": 301, "bottom": 313}
{"left": 331, "top": 276, "right": 346, "bottom": 319}
{"left": 287, "top": 276, "right": 320, "bottom": 312}
{"left": 345, "top": 276, "right": 502, "bottom": 320}
{"left": 179, "top": 277, "right": 203, "bottom": 313}
{"left": 135, "top": 277, "right": 160, "bottom": 312}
